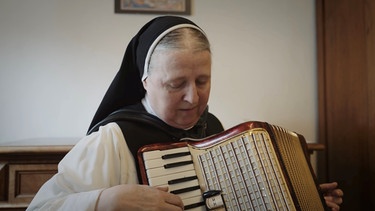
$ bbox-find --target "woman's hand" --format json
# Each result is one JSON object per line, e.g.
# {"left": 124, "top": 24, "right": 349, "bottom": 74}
{"left": 320, "top": 182, "right": 344, "bottom": 211}
{"left": 96, "top": 184, "right": 184, "bottom": 211}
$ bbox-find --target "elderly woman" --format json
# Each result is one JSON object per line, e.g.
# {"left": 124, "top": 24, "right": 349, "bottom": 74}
{"left": 27, "top": 16, "right": 343, "bottom": 211}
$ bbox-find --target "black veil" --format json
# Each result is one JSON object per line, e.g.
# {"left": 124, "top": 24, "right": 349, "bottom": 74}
{"left": 87, "top": 16, "right": 201, "bottom": 133}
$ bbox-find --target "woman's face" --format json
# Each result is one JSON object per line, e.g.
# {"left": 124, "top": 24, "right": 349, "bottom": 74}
{"left": 143, "top": 49, "right": 211, "bottom": 129}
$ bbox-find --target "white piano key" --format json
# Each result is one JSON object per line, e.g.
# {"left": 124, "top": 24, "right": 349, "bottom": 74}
{"left": 143, "top": 147, "right": 190, "bottom": 160}
{"left": 177, "top": 189, "right": 202, "bottom": 200}
{"left": 185, "top": 206, "right": 206, "bottom": 211}
{"left": 147, "top": 163, "right": 195, "bottom": 178}
{"left": 169, "top": 180, "right": 199, "bottom": 192}
{"left": 183, "top": 195, "right": 206, "bottom": 211}
{"left": 144, "top": 155, "right": 192, "bottom": 169}
{"left": 149, "top": 186, "right": 201, "bottom": 201}
{"left": 148, "top": 170, "right": 197, "bottom": 186}
{"left": 187, "top": 206, "right": 206, "bottom": 211}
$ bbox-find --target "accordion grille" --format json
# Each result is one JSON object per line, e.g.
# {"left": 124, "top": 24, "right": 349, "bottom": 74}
{"left": 270, "top": 125, "right": 325, "bottom": 211}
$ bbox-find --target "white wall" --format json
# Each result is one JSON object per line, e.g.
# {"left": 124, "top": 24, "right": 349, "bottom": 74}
{"left": 0, "top": 0, "right": 317, "bottom": 144}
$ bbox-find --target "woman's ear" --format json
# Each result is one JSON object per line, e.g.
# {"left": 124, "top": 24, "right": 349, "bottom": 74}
{"left": 142, "top": 79, "right": 148, "bottom": 91}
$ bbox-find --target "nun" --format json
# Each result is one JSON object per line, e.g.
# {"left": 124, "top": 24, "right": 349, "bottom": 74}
{"left": 27, "top": 16, "right": 343, "bottom": 211}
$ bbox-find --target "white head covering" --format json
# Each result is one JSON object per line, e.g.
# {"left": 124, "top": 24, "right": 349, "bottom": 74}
{"left": 142, "top": 24, "right": 206, "bottom": 81}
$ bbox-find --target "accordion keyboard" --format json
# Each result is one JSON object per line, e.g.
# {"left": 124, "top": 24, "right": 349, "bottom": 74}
{"left": 143, "top": 147, "right": 206, "bottom": 211}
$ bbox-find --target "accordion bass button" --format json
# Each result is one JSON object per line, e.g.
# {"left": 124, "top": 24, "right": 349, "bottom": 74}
{"left": 202, "top": 190, "right": 225, "bottom": 210}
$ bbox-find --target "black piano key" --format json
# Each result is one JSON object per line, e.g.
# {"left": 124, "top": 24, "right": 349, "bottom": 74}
{"left": 168, "top": 175, "right": 198, "bottom": 185}
{"left": 203, "top": 190, "right": 222, "bottom": 198}
{"left": 164, "top": 160, "right": 193, "bottom": 168}
{"left": 162, "top": 151, "right": 191, "bottom": 159}
{"left": 170, "top": 185, "right": 200, "bottom": 194}
{"left": 184, "top": 201, "right": 205, "bottom": 210}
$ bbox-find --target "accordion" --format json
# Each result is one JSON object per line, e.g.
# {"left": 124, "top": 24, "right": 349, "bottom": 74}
{"left": 137, "top": 121, "right": 328, "bottom": 211}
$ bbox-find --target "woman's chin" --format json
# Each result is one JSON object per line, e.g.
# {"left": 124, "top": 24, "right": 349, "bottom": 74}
{"left": 171, "top": 119, "right": 199, "bottom": 130}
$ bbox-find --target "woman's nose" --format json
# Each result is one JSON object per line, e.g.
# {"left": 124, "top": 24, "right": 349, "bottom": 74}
{"left": 183, "top": 84, "right": 199, "bottom": 104}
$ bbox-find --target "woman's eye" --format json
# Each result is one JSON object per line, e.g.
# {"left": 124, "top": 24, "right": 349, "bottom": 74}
{"left": 168, "top": 82, "right": 184, "bottom": 89}
{"left": 197, "top": 79, "right": 209, "bottom": 86}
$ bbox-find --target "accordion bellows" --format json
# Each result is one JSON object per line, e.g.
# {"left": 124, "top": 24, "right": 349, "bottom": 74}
{"left": 138, "top": 121, "right": 328, "bottom": 211}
